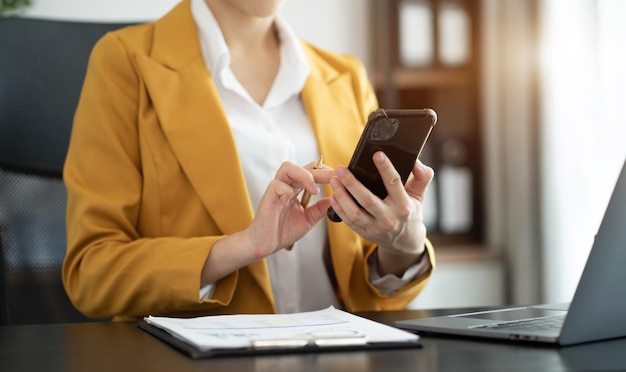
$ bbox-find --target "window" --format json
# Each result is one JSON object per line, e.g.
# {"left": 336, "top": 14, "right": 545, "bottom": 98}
{"left": 539, "top": 0, "right": 626, "bottom": 303}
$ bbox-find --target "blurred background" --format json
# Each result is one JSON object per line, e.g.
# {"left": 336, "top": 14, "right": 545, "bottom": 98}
{"left": 17, "top": 0, "right": 626, "bottom": 309}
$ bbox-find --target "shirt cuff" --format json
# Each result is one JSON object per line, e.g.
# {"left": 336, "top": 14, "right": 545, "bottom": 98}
{"left": 199, "top": 283, "right": 216, "bottom": 300}
{"left": 368, "top": 247, "right": 432, "bottom": 295}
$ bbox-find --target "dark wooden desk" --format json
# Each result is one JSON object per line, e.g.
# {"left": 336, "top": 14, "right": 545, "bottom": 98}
{"left": 1, "top": 308, "right": 625, "bottom": 372}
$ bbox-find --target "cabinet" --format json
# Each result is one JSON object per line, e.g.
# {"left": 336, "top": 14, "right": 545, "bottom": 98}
{"left": 371, "top": 0, "right": 484, "bottom": 246}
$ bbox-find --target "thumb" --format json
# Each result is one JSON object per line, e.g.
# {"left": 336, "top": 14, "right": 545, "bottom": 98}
{"left": 406, "top": 160, "right": 434, "bottom": 202}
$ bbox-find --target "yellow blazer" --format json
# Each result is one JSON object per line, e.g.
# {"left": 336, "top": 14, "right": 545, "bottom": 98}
{"left": 62, "top": 0, "right": 434, "bottom": 321}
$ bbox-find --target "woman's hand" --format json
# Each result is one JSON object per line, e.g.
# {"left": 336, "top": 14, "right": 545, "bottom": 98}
{"left": 244, "top": 161, "right": 333, "bottom": 259}
{"left": 328, "top": 151, "right": 434, "bottom": 276}
{"left": 201, "top": 160, "right": 332, "bottom": 285}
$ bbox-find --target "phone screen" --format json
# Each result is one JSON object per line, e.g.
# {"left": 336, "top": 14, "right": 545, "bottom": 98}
{"left": 328, "top": 108, "right": 437, "bottom": 222}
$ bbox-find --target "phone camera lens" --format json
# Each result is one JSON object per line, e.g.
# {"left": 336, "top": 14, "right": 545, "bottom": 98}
{"left": 370, "top": 118, "right": 399, "bottom": 141}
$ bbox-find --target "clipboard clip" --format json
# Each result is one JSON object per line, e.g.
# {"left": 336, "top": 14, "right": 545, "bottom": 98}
{"left": 251, "top": 331, "right": 367, "bottom": 350}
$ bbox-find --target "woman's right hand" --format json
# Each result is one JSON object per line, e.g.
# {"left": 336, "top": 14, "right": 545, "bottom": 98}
{"left": 245, "top": 161, "right": 333, "bottom": 259}
{"left": 200, "top": 161, "right": 332, "bottom": 285}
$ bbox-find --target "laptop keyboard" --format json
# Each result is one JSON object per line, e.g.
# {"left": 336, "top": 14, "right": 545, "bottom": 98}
{"left": 475, "top": 316, "right": 565, "bottom": 332}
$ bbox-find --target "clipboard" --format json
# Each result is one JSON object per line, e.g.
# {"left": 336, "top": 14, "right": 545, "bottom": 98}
{"left": 138, "top": 321, "right": 422, "bottom": 359}
{"left": 137, "top": 306, "right": 422, "bottom": 359}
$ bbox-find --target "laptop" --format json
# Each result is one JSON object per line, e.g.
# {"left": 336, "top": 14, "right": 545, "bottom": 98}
{"left": 396, "top": 159, "right": 626, "bottom": 346}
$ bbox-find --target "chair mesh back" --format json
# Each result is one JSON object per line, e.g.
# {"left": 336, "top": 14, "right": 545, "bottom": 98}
{"left": 0, "top": 169, "right": 91, "bottom": 324}
{"left": 0, "top": 18, "right": 130, "bottom": 325}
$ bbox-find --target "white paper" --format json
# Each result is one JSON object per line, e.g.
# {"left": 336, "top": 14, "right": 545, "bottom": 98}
{"left": 144, "top": 306, "right": 419, "bottom": 351}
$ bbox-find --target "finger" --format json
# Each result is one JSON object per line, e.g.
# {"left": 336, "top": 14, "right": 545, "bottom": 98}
{"left": 372, "top": 151, "right": 406, "bottom": 202}
{"left": 328, "top": 175, "right": 349, "bottom": 221}
{"left": 303, "top": 159, "right": 320, "bottom": 170}
{"left": 329, "top": 171, "right": 373, "bottom": 224}
{"left": 267, "top": 178, "right": 297, "bottom": 205}
{"left": 405, "top": 160, "right": 434, "bottom": 202}
{"left": 304, "top": 197, "right": 332, "bottom": 223}
{"left": 283, "top": 162, "right": 335, "bottom": 196}
{"left": 332, "top": 165, "right": 370, "bottom": 199}
{"left": 311, "top": 168, "right": 334, "bottom": 186}
{"left": 276, "top": 161, "right": 317, "bottom": 194}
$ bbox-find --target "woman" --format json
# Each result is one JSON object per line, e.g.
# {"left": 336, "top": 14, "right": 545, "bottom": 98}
{"left": 62, "top": 0, "right": 435, "bottom": 321}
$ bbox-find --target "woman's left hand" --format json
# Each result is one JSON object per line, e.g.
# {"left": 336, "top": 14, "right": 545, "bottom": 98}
{"left": 328, "top": 151, "right": 434, "bottom": 276}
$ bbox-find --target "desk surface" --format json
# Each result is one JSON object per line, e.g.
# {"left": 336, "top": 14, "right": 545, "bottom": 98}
{"left": 1, "top": 308, "right": 625, "bottom": 372}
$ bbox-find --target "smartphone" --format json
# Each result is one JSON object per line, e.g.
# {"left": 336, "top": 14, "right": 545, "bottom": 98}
{"left": 327, "top": 108, "right": 437, "bottom": 222}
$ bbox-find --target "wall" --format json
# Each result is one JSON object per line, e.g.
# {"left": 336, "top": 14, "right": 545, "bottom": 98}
{"left": 21, "top": 0, "right": 371, "bottom": 69}
{"left": 21, "top": 0, "right": 179, "bottom": 23}
{"left": 409, "top": 258, "right": 504, "bottom": 309}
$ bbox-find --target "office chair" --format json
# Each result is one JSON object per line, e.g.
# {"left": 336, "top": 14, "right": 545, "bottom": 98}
{"left": 0, "top": 17, "right": 133, "bottom": 325}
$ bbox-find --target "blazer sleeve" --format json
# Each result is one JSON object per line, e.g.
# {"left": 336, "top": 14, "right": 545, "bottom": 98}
{"left": 62, "top": 31, "right": 234, "bottom": 320}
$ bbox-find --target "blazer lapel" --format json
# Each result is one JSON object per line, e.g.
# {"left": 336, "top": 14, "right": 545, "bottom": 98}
{"left": 136, "top": 57, "right": 255, "bottom": 235}
{"left": 135, "top": 1, "right": 254, "bottom": 235}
